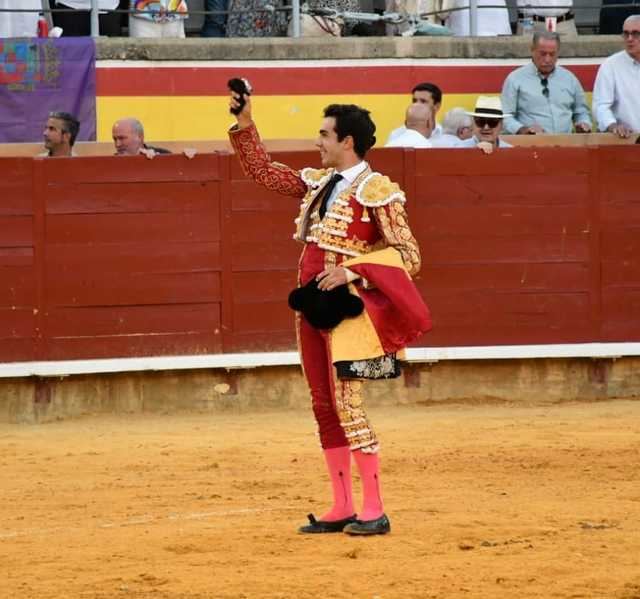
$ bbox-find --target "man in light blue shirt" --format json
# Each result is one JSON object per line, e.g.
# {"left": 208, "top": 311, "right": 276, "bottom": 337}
{"left": 501, "top": 31, "right": 592, "bottom": 135}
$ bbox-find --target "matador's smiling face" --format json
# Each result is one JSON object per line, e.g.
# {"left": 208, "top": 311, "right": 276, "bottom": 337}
{"left": 316, "top": 117, "right": 350, "bottom": 170}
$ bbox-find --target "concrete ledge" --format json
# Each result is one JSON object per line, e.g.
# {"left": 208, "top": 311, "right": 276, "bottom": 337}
{"left": 2, "top": 357, "right": 639, "bottom": 424}
{"left": 95, "top": 35, "right": 622, "bottom": 61}
{"left": 3, "top": 343, "right": 640, "bottom": 378}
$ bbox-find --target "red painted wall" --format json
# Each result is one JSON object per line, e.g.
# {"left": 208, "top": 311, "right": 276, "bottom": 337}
{"left": 1, "top": 146, "right": 638, "bottom": 363}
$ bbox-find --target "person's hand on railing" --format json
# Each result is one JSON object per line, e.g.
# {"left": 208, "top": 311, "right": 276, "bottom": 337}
{"left": 575, "top": 122, "right": 592, "bottom": 134}
{"left": 607, "top": 122, "right": 633, "bottom": 138}
{"left": 517, "top": 124, "right": 545, "bottom": 135}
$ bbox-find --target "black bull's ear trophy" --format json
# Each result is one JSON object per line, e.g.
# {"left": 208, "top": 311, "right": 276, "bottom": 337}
{"left": 288, "top": 279, "right": 364, "bottom": 330}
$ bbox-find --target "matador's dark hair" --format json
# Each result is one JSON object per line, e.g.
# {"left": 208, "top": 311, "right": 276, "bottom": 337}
{"left": 323, "top": 104, "right": 377, "bottom": 159}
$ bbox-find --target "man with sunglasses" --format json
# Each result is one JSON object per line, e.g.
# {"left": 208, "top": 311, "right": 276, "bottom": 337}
{"left": 453, "top": 96, "right": 512, "bottom": 154}
{"left": 592, "top": 15, "right": 640, "bottom": 138}
{"left": 501, "top": 31, "right": 591, "bottom": 136}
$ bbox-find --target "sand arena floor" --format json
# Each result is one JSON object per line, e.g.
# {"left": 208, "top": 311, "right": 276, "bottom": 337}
{"left": 1, "top": 400, "right": 640, "bottom": 599}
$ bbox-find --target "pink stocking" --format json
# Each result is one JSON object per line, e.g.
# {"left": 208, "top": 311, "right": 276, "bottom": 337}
{"left": 320, "top": 446, "right": 355, "bottom": 521}
{"left": 353, "top": 449, "right": 384, "bottom": 521}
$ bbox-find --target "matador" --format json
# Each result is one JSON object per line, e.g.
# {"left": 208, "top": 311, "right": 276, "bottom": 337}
{"left": 228, "top": 93, "right": 431, "bottom": 536}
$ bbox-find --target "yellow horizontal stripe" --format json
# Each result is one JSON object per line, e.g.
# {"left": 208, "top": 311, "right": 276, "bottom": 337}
{"left": 97, "top": 94, "right": 483, "bottom": 143}
{"left": 97, "top": 92, "right": 594, "bottom": 142}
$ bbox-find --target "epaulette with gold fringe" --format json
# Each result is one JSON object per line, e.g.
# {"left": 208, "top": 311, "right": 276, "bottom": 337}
{"left": 301, "top": 167, "right": 332, "bottom": 188}
{"left": 355, "top": 172, "right": 405, "bottom": 207}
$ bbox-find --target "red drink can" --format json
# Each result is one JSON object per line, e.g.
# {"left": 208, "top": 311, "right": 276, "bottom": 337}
{"left": 38, "top": 15, "right": 49, "bottom": 38}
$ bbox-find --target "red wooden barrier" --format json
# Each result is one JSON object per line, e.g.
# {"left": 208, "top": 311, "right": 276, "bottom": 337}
{"left": 0, "top": 146, "right": 638, "bottom": 363}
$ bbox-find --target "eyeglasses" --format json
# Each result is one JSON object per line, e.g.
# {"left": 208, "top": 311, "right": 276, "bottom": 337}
{"left": 541, "top": 78, "right": 549, "bottom": 98}
{"left": 474, "top": 117, "right": 500, "bottom": 129}
{"left": 622, "top": 30, "right": 640, "bottom": 40}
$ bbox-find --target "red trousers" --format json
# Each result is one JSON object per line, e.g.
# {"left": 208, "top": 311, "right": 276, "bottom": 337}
{"left": 297, "top": 243, "right": 378, "bottom": 451}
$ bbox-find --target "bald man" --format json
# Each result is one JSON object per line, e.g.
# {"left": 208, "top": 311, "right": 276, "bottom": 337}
{"left": 593, "top": 15, "right": 640, "bottom": 138}
{"left": 112, "top": 118, "right": 171, "bottom": 157}
{"left": 384, "top": 103, "right": 434, "bottom": 148}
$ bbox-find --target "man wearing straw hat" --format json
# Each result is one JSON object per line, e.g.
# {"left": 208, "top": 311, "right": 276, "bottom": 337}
{"left": 455, "top": 96, "right": 513, "bottom": 154}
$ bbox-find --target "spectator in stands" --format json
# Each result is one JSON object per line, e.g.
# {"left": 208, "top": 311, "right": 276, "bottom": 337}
{"left": 599, "top": 0, "right": 639, "bottom": 35}
{"left": 51, "top": 0, "right": 121, "bottom": 36}
{"left": 386, "top": 0, "right": 438, "bottom": 36}
{"left": 385, "top": 103, "right": 434, "bottom": 148}
{"left": 386, "top": 82, "right": 443, "bottom": 145}
{"left": 501, "top": 31, "right": 591, "bottom": 135}
{"left": 431, "top": 107, "right": 473, "bottom": 146}
{"left": 129, "top": 0, "right": 188, "bottom": 37}
{"left": 517, "top": 0, "right": 577, "bottom": 37}
{"left": 439, "top": 0, "right": 511, "bottom": 36}
{"left": 201, "top": 0, "right": 227, "bottom": 36}
{"left": 225, "top": 0, "right": 288, "bottom": 37}
{"left": 456, "top": 96, "right": 512, "bottom": 153}
{"left": 592, "top": 15, "right": 640, "bottom": 138}
{"left": 41, "top": 112, "right": 80, "bottom": 157}
{"left": 112, "top": 118, "right": 171, "bottom": 157}
{"left": 0, "top": 0, "right": 41, "bottom": 38}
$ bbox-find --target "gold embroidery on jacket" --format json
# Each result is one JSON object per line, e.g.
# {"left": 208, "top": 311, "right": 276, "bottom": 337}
{"left": 374, "top": 202, "right": 421, "bottom": 276}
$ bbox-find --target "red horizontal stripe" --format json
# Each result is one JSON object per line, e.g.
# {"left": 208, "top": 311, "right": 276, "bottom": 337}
{"left": 96, "top": 64, "right": 599, "bottom": 96}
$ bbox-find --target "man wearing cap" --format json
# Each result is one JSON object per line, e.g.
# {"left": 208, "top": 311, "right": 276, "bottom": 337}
{"left": 501, "top": 31, "right": 591, "bottom": 135}
{"left": 517, "top": 0, "right": 578, "bottom": 37}
{"left": 454, "top": 96, "right": 513, "bottom": 154}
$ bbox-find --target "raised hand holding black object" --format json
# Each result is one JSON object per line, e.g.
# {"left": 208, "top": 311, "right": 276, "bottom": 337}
{"left": 228, "top": 78, "right": 252, "bottom": 115}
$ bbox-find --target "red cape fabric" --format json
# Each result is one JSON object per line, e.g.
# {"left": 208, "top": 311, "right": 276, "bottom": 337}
{"left": 347, "top": 262, "right": 432, "bottom": 354}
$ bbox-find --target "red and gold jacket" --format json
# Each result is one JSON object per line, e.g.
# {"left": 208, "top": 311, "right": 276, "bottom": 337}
{"left": 228, "top": 122, "right": 421, "bottom": 277}
{"left": 229, "top": 122, "right": 432, "bottom": 357}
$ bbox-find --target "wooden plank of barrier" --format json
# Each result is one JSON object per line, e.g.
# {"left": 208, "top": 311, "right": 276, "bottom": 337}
{"left": 0, "top": 159, "right": 38, "bottom": 362}
{"left": 412, "top": 146, "right": 594, "bottom": 346}
{"left": 37, "top": 154, "right": 225, "bottom": 360}
{"left": 1, "top": 133, "right": 636, "bottom": 159}
{"left": 598, "top": 145, "right": 640, "bottom": 342}
{"left": 0, "top": 144, "right": 639, "bottom": 364}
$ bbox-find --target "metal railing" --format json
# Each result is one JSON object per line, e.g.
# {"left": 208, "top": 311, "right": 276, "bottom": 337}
{"left": 0, "top": 1, "right": 633, "bottom": 38}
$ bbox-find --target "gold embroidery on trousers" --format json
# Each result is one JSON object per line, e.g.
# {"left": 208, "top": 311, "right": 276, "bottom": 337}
{"left": 335, "top": 379, "right": 379, "bottom": 452}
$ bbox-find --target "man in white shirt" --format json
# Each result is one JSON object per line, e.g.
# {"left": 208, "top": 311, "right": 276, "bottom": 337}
{"left": 517, "top": 0, "right": 577, "bottom": 37}
{"left": 440, "top": 0, "right": 511, "bottom": 36}
{"left": 592, "top": 15, "right": 640, "bottom": 138}
{"left": 431, "top": 107, "right": 473, "bottom": 147}
{"left": 385, "top": 103, "right": 434, "bottom": 148}
{"left": 0, "top": 0, "right": 41, "bottom": 38}
{"left": 386, "top": 82, "right": 443, "bottom": 144}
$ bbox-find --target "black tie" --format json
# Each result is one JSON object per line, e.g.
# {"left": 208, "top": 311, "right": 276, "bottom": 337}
{"left": 318, "top": 173, "right": 343, "bottom": 219}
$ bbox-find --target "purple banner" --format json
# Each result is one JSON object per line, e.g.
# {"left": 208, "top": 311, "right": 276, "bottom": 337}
{"left": 0, "top": 38, "right": 96, "bottom": 143}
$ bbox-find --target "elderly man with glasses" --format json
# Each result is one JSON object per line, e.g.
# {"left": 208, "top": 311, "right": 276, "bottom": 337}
{"left": 450, "top": 97, "right": 512, "bottom": 154}
{"left": 592, "top": 15, "right": 640, "bottom": 138}
{"left": 501, "top": 31, "right": 591, "bottom": 135}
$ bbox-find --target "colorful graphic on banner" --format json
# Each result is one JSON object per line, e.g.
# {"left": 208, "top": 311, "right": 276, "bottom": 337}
{"left": 0, "top": 38, "right": 96, "bottom": 143}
